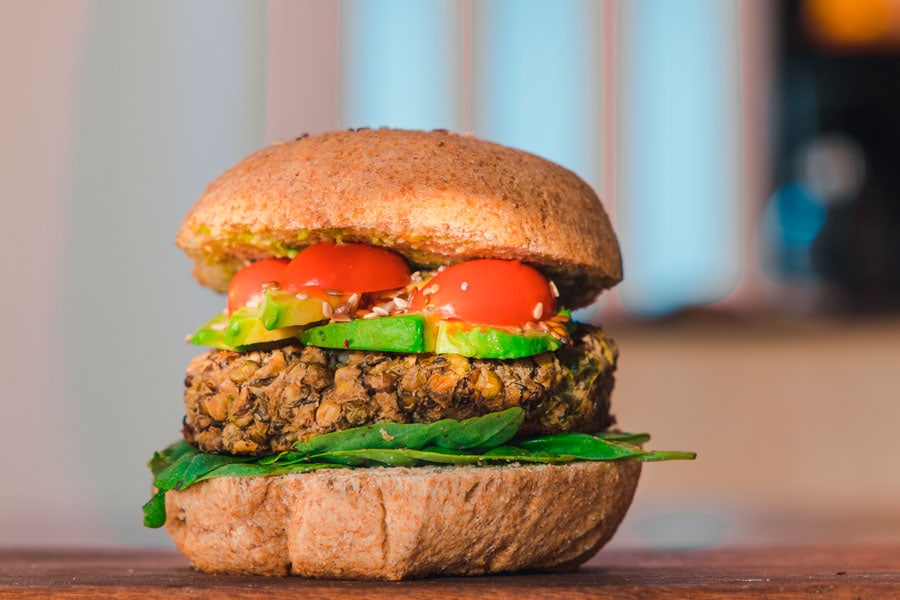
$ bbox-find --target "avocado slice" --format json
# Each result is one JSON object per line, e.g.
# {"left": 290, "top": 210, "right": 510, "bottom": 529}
{"left": 300, "top": 314, "right": 426, "bottom": 353}
{"left": 189, "top": 312, "right": 232, "bottom": 350}
{"left": 300, "top": 314, "right": 560, "bottom": 358}
{"left": 259, "top": 289, "right": 343, "bottom": 330}
{"left": 192, "top": 301, "right": 564, "bottom": 358}
{"left": 189, "top": 308, "right": 301, "bottom": 350}
{"left": 222, "top": 307, "right": 301, "bottom": 349}
{"left": 433, "top": 321, "right": 561, "bottom": 359}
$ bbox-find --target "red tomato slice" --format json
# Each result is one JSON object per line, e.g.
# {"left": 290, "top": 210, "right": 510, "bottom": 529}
{"left": 409, "top": 259, "right": 556, "bottom": 327}
{"left": 227, "top": 258, "right": 289, "bottom": 315}
{"left": 282, "top": 242, "right": 411, "bottom": 293}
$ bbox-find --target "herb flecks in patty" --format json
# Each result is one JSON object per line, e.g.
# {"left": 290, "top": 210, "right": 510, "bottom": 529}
{"left": 183, "top": 326, "right": 618, "bottom": 455}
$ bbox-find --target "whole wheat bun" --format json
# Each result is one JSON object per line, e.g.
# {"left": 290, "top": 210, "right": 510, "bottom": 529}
{"left": 176, "top": 128, "right": 621, "bottom": 308}
{"left": 164, "top": 460, "right": 640, "bottom": 580}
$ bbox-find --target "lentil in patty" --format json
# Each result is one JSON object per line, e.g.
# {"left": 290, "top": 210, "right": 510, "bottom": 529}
{"left": 183, "top": 326, "right": 618, "bottom": 455}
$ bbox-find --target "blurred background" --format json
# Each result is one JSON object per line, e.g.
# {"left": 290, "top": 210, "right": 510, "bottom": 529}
{"left": 1, "top": 0, "right": 898, "bottom": 549}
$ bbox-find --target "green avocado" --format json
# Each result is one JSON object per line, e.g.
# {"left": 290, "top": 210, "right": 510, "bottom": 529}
{"left": 300, "top": 313, "right": 559, "bottom": 358}
{"left": 222, "top": 307, "right": 301, "bottom": 349}
{"left": 259, "top": 289, "right": 337, "bottom": 330}
{"left": 300, "top": 314, "right": 426, "bottom": 353}
{"left": 191, "top": 302, "right": 564, "bottom": 358}
{"left": 189, "top": 308, "right": 300, "bottom": 350}
{"left": 189, "top": 312, "right": 232, "bottom": 350}
{"left": 432, "top": 321, "right": 561, "bottom": 358}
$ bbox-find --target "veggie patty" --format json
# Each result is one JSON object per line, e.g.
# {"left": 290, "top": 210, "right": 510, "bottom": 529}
{"left": 183, "top": 326, "right": 618, "bottom": 455}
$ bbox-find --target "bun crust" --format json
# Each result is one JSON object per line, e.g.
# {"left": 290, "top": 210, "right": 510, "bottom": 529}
{"left": 176, "top": 129, "right": 621, "bottom": 308}
{"left": 164, "top": 461, "right": 640, "bottom": 579}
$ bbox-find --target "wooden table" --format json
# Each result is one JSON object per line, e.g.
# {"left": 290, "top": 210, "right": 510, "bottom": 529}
{"left": 1, "top": 545, "right": 897, "bottom": 599}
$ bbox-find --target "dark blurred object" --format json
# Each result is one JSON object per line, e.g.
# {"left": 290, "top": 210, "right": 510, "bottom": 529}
{"left": 769, "top": 0, "right": 900, "bottom": 314}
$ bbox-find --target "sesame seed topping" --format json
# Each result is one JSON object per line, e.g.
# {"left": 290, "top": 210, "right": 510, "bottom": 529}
{"left": 393, "top": 296, "right": 409, "bottom": 309}
{"left": 549, "top": 280, "right": 560, "bottom": 298}
{"left": 460, "top": 281, "right": 469, "bottom": 291}
{"left": 322, "top": 301, "right": 333, "bottom": 318}
{"left": 372, "top": 305, "right": 390, "bottom": 316}
{"left": 296, "top": 292, "right": 309, "bottom": 300}
{"left": 532, "top": 302, "right": 544, "bottom": 320}
{"left": 362, "top": 311, "right": 379, "bottom": 319}
{"left": 210, "top": 322, "right": 227, "bottom": 332}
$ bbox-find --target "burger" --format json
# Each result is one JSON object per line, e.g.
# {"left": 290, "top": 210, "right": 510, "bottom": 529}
{"left": 144, "top": 128, "right": 693, "bottom": 579}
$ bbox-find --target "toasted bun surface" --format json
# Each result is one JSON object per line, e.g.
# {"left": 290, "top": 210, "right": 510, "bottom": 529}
{"left": 164, "top": 460, "right": 640, "bottom": 579}
{"left": 176, "top": 129, "right": 621, "bottom": 308}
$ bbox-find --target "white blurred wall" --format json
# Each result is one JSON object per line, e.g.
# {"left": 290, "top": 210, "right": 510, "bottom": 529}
{"left": 0, "top": 0, "right": 344, "bottom": 547}
{"left": 64, "top": 0, "right": 268, "bottom": 546}
{"left": 0, "top": 0, "right": 96, "bottom": 544}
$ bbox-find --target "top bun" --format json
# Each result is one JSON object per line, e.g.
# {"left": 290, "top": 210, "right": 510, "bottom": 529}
{"left": 176, "top": 128, "right": 621, "bottom": 308}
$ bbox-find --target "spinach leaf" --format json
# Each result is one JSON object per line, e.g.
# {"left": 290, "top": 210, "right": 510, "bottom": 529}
{"left": 309, "top": 447, "right": 483, "bottom": 467}
{"left": 154, "top": 451, "right": 255, "bottom": 492}
{"left": 195, "top": 461, "right": 345, "bottom": 480}
{"left": 141, "top": 449, "right": 348, "bottom": 527}
{"left": 148, "top": 439, "right": 195, "bottom": 477}
{"left": 290, "top": 407, "right": 524, "bottom": 454}
{"left": 594, "top": 432, "right": 652, "bottom": 445}
{"left": 144, "top": 409, "right": 695, "bottom": 529}
{"left": 142, "top": 491, "right": 168, "bottom": 528}
{"left": 632, "top": 450, "right": 698, "bottom": 461}
{"left": 307, "top": 438, "right": 697, "bottom": 467}
{"left": 516, "top": 433, "right": 646, "bottom": 460}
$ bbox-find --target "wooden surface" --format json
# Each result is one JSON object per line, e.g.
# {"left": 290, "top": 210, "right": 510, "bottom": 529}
{"left": 1, "top": 545, "right": 898, "bottom": 599}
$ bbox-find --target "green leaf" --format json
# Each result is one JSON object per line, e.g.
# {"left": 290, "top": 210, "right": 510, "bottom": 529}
{"left": 290, "top": 407, "right": 525, "bottom": 454}
{"left": 517, "top": 433, "right": 696, "bottom": 462}
{"left": 435, "top": 409, "right": 525, "bottom": 449}
{"left": 154, "top": 451, "right": 254, "bottom": 492}
{"left": 480, "top": 445, "right": 577, "bottom": 463}
{"left": 303, "top": 443, "right": 697, "bottom": 468}
{"left": 194, "top": 461, "right": 346, "bottom": 480}
{"left": 148, "top": 439, "right": 195, "bottom": 477}
{"left": 633, "top": 450, "right": 698, "bottom": 461}
{"left": 144, "top": 411, "right": 695, "bottom": 529}
{"left": 257, "top": 451, "right": 305, "bottom": 466}
{"left": 142, "top": 490, "right": 167, "bottom": 528}
{"left": 517, "top": 433, "right": 646, "bottom": 460}
{"left": 594, "top": 431, "right": 652, "bottom": 445}
{"left": 309, "top": 447, "right": 484, "bottom": 467}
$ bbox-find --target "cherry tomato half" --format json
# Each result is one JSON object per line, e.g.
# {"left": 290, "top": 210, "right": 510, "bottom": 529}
{"left": 409, "top": 259, "right": 556, "bottom": 327}
{"left": 227, "top": 258, "right": 289, "bottom": 315}
{"left": 282, "top": 242, "right": 411, "bottom": 293}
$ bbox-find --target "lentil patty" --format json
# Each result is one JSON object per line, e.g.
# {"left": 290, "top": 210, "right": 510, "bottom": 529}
{"left": 183, "top": 327, "right": 618, "bottom": 455}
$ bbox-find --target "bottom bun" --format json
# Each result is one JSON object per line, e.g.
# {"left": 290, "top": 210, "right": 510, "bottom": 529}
{"left": 164, "top": 461, "right": 641, "bottom": 580}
